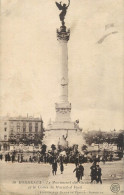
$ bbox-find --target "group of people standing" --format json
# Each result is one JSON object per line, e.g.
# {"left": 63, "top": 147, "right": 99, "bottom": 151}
{"left": 51, "top": 155, "right": 102, "bottom": 184}
{"left": 52, "top": 155, "right": 64, "bottom": 175}
{"left": 90, "top": 162, "right": 102, "bottom": 184}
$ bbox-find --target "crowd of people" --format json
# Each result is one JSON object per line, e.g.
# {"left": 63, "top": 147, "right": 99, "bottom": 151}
{"left": 0, "top": 151, "right": 103, "bottom": 183}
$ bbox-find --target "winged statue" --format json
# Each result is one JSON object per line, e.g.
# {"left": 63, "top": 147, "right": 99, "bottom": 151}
{"left": 55, "top": 0, "right": 70, "bottom": 26}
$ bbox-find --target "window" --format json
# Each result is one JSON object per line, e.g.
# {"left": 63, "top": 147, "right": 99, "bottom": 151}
{"left": 17, "top": 128, "right": 20, "bottom": 132}
{"left": 17, "top": 122, "right": 20, "bottom": 127}
{"left": 10, "top": 129, "right": 13, "bottom": 134}
{"left": 23, "top": 122, "right": 26, "bottom": 132}
{"left": 29, "top": 122, "right": 32, "bottom": 133}
{"left": 23, "top": 122, "right": 26, "bottom": 127}
{"left": 4, "top": 128, "right": 7, "bottom": 132}
{"left": 35, "top": 122, "right": 38, "bottom": 127}
{"left": 35, "top": 122, "right": 38, "bottom": 133}
{"left": 4, "top": 135, "right": 7, "bottom": 141}
{"left": 23, "top": 127, "right": 26, "bottom": 133}
{"left": 4, "top": 122, "right": 7, "bottom": 125}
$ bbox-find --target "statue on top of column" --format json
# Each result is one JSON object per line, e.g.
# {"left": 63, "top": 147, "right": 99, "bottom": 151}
{"left": 55, "top": 0, "right": 70, "bottom": 26}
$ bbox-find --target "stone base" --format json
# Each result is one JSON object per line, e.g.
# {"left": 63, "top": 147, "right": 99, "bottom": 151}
{"left": 43, "top": 121, "right": 84, "bottom": 150}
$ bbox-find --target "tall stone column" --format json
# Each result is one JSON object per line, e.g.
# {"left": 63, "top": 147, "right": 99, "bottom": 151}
{"left": 55, "top": 26, "right": 71, "bottom": 122}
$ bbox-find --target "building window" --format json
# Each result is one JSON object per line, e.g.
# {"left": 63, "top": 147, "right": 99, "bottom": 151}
{"left": 29, "top": 122, "right": 32, "bottom": 133}
{"left": 35, "top": 127, "right": 38, "bottom": 133}
{"left": 17, "top": 122, "right": 20, "bottom": 127}
{"left": 4, "top": 135, "right": 7, "bottom": 141}
{"left": 35, "top": 122, "right": 38, "bottom": 127}
{"left": 4, "top": 122, "right": 7, "bottom": 125}
{"left": 17, "top": 128, "right": 20, "bottom": 132}
{"left": 23, "top": 127, "right": 26, "bottom": 133}
{"left": 4, "top": 128, "right": 7, "bottom": 132}
{"left": 23, "top": 122, "right": 26, "bottom": 133}
{"left": 35, "top": 122, "right": 38, "bottom": 133}
{"left": 23, "top": 122, "right": 26, "bottom": 127}
{"left": 10, "top": 129, "right": 13, "bottom": 134}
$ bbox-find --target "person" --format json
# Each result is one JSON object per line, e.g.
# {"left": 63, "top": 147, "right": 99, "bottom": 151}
{"left": 102, "top": 156, "right": 105, "bottom": 164}
{"left": 73, "top": 164, "right": 81, "bottom": 182}
{"left": 20, "top": 154, "right": 23, "bottom": 163}
{"left": 60, "top": 161, "right": 64, "bottom": 174}
{"left": 96, "top": 165, "right": 102, "bottom": 184}
{"left": 90, "top": 162, "right": 97, "bottom": 183}
{"left": 52, "top": 159, "right": 57, "bottom": 175}
{"left": 1, "top": 154, "right": 3, "bottom": 160}
{"left": 29, "top": 156, "right": 32, "bottom": 162}
{"left": 5, "top": 154, "right": 7, "bottom": 162}
{"left": 12, "top": 153, "right": 15, "bottom": 163}
{"left": 18, "top": 154, "right": 20, "bottom": 163}
{"left": 59, "top": 155, "right": 64, "bottom": 174}
{"left": 79, "top": 163, "right": 84, "bottom": 180}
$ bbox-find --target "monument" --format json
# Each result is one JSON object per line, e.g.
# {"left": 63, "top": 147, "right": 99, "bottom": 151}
{"left": 44, "top": 1, "right": 83, "bottom": 149}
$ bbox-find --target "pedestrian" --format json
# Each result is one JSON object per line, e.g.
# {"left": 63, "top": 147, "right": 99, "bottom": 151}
{"left": 59, "top": 155, "right": 64, "bottom": 174}
{"left": 18, "top": 154, "right": 20, "bottom": 162}
{"left": 29, "top": 156, "right": 32, "bottom": 162}
{"left": 52, "top": 159, "right": 57, "bottom": 175}
{"left": 5, "top": 154, "right": 7, "bottom": 162}
{"left": 96, "top": 165, "right": 102, "bottom": 184}
{"left": 90, "top": 162, "right": 97, "bottom": 183}
{"left": 60, "top": 161, "right": 64, "bottom": 174}
{"left": 21, "top": 154, "right": 23, "bottom": 163}
{"left": 12, "top": 154, "right": 15, "bottom": 163}
{"left": 73, "top": 164, "right": 81, "bottom": 182}
{"left": 102, "top": 156, "right": 105, "bottom": 164}
{"left": 8, "top": 153, "right": 10, "bottom": 161}
{"left": 79, "top": 163, "right": 84, "bottom": 180}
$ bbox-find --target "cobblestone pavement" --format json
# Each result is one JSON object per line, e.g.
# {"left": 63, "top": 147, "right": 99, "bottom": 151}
{"left": 0, "top": 160, "right": 123, "bottom": 195}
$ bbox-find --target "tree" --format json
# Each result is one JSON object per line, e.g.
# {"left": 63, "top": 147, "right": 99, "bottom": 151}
{"left": 117, "top": 133, "right": 124, "bottom": 150}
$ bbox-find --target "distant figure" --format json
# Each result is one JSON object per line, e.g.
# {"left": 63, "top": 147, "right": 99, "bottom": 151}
{"left": 12, "top": 154, "right": 15, "bottom": 163}
{"left": 29, "top": 156, "right": 32, "bottom": 162}
{"left": 18, "top": 154, "right": 20, "bottom": 163}
{"left": 8, "top": 153, "right": 10, "bottom": 161}
{"left": 5, "top": 154, "right": 7, "bottom": 162}
{"left": 96, "top": 165, "right": 102, "bottom": 184}
{"left": 60, "top": 161, "right": 64, "bottom": 174}
{"left": 0, "top": 154, "right": 3, "bottom": 161}
{"left": 73, "top": 164, "right": 81, "bottom": 182}
{"left": 52, "top": 159, "right": 57, "bottom": 175}
{"left": 79, "top": 163, "right": 84, "bottom": 180}
{"left": 90, "top": 162, "right": 97, "bottom": 183}
{"left": 102, "top": 156, "right": 106, "bottom": 164}
{"left": 21, "top": 154, "right": 23, "bottom": 163}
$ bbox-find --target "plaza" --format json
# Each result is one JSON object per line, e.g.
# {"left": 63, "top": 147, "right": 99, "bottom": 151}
{"left": 0, "top": 160, "right": 123, "bottom": 195}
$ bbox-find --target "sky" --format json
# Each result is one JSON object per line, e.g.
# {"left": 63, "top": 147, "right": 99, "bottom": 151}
{"left": 0, "top": 0, "right": 124, "bottom": 131}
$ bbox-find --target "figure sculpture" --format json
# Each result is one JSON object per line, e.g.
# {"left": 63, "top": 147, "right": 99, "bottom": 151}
{"left": 55, "top": 0, "right": 70, "bottom": 26}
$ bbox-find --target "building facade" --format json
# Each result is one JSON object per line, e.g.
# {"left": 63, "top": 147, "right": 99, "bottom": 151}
{"left": 0, "top": 116, "right": 44, "bottom": 151}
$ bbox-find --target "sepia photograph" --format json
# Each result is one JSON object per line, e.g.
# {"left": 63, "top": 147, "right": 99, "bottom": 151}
{"left": 0, "top": 0, "right": 124, "bottom": 195}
